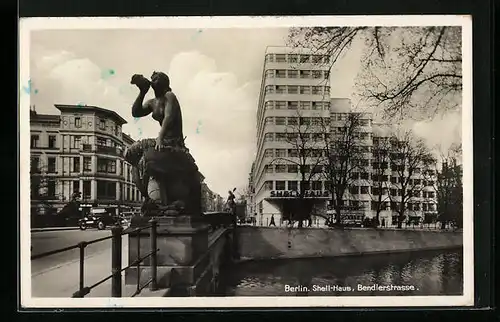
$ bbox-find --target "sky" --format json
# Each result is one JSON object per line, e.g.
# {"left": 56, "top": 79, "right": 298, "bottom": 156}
{"left": 28, "top": 27, "right": 462, "bottom": 196}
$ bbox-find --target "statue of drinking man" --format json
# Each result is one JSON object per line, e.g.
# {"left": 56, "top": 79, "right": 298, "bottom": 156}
{"left": 124, "top": 72, "right": 202, "bottom": 218}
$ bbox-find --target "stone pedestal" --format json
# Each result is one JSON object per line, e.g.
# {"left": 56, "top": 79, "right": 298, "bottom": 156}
{"left": 125, "top": 215, "right": 211, "bottom": 289}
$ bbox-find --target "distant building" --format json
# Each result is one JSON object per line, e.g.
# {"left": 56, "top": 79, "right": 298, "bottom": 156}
{"left": 30, "top": 104, "right": 142, "bottom": 215}
{"left": 248, "top": 47, "right": 438, "bottom": 226}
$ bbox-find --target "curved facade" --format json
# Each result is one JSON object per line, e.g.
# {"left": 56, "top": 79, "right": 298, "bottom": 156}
{"left": 30, "top": 104, "right": 142, "bottom": 214}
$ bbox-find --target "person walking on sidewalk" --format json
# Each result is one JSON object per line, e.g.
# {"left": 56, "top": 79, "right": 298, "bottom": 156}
{"left": 269, "top": 214, "right": 276, "bottom": 227}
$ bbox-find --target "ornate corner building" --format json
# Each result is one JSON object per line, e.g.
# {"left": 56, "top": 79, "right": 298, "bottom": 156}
{"left": 29, "top": 104, "right": 143, "bottom": 215}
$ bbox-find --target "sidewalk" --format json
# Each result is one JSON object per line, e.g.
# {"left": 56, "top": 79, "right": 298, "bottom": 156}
{"left": 31, "top": 227, "right": 81, "bottom": 233}
{"left": 31, "top": 236, "right": 166, "bottom": 298}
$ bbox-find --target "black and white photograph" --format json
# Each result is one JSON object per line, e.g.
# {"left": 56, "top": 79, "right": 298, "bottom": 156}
{"left": 19, "top": 16, "right": 473, "bottom": 308}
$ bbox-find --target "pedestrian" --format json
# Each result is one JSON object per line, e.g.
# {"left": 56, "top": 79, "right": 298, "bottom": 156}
{"left": 269, "top": 214, "right": 276, "bottom": 227}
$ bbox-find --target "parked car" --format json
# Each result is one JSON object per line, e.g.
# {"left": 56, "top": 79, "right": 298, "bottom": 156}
{"left": 78, "top": 208, "right": 120, "bottom": 230}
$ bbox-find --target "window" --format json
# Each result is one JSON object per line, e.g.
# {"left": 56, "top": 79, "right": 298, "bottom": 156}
{"left": 47, "top": 157, "right": 56, "bottom": 173}
{"left": 352, "top": 172, "right": 360, "bottom": 180}
{"left": 300, "top": 70, "right": 311, "bottom": 78}
{"left": 288, "top": 85, "right": 298, "bottom": 94}
{"left": 30, "top": 135, "right": 39, "bottom": 148}
{"left": 312, "top": 86, "right": 322, "bottom": 95}
{"left": 287, "top": 101, "right": 298, "bottom": 110}
{"left": 311, "top": 165, "right": 322, "bottom": 173}
{"left": 275, "top": 54, "right": 286, "bottom": 62}
{"left": 312, "top": 70, "right": 322, "bottom": 79}
{"left": 422, "top": 203, "right": 428, "bottom": 211}
{"left": 99, "top": 119, "right": 106, "bottom": 130}
{"left": 276, "top": 70, "right": 286, "bottom": 78}
{"left": 275, "top": 133, "right": 286, "bottom": 142}
{"left": 360, "top": 172, "right": 370, "bottom": 180}
{"left": 391, "top": 177, "right": 397, "bottom": 184}
{"left": 30, "top": 156, "right": 40, "bottom": 172}
{"left": 264, "top": 181, "right": 273, "bottom": 190}
{"left": 361, "top": 186, "right": 370, "bottom": 194}
{"left": 265, "top": 117, "right": 274, "bottom": 125}
{"left": 265, "top": 101, "right": 274, "bottom": 110}
{"left": 288, "top": 165, "right": 298, "bottom": 173}
{"left": 300, "top": 55, "right": 310, "bottom": 63}
{"left": 265, "top": 54, "right": 274, "bottom": 63}
{"left": 275, "top": 181, "right": 286, "bottom": 190}
{"left": 300, "top": 86, "right": 311, "bottom": 94}
{"left": 48, "top": 135, "right": 57, "bottom": 148}
{"left": 276, "top": 149, "right": 287, "bottom": 157}
{"left": 350, "top": 186, "right": 359, "bottom": 194}
{"left": 96, "top": 181, "right": 116, "bottom": 200}
{"left": 288, "top": 70, "right": 298, "bottom": 78}
{"left": 324, "top": 86, "right": 330, "bottom": 95}
{"left": 428, "top": 191, "right": 435, "bottom": 198}
{"left": 299, "top": 117, "right": 311, "bottom": 125}
{"left": 275, "top": 165, "right": 286, "bottom": 173}
{"left": 288, "top": 54, "right": 298, "bottom": 63}
{"left": 312, "top": 181, "right": 322, "bottom": 190}
{"left": 275, "top": 117, "right": 286, "bottom": 125}
{"left": 120, "top": 161, "right": 124, "bottom": 175}
{"left": 288, "top": 149, "right": 298, "bottom": 157}
{"left": 323, "top": 56, "right": 330, "bottom": 64}
{"left": 265, "top": 165, "right": 273, "bottom": 173}
{"left": 47, "top": 180, "right": 56, "bottom": 197}
{"left": 373, "top": 188, "right": 380, "bottom": 195}
{"left": 73, "top": 181, "right": 80, "bottom": 193}
{"left": 265, "top": 86, "right": 274, "bottom": 94}
{"left": 299, "top": 101, "right": 311, "bottom": 109}
{"left": 287, "top": 117, "right": 298, "bottom": 125}
{"left": 390, "top": 189, "right": 397, "bottom": 196}
{"left": 264, "top": 133, "right": 274, "bottom": 142}
{"left": 264, "top": 149, "right": 274, "bottom": 158}
{"left": 312, "top": 55, "right": 323, "bottom": 63}
{"left": 265, "top": 70, "right": 274, "bottom": 78}
{"left": 288, "top": 181, "right": 298, "bottom": 191}
{"left": 72, "top": 136, "right": 81, "bottom": 149}
{"left": 275, "top": 101, "right": 286, "bottom": 109}
{"left": 311, "top": 102, "right": 320, "bottom": 110}
{"left": 83, "top": 157, "right": 92, "bottom": 171}
{"left": 97, "top": 158, "right": 116, "bottom": 173}
{"left": 73, "top": 157, "right": 80, "bottom": 172}
{"left": 275, "top": 85, "right": 286, "bottom": 93}
{"left": 75, "top": 117, "right": 82, "bottom": 128}
{"left": 115, "top": 125, "right": 119, "bottom": 135}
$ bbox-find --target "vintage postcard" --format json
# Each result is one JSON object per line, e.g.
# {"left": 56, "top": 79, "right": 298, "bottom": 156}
{"left": 19, "top": 15, "right": 473, "bottom": 309}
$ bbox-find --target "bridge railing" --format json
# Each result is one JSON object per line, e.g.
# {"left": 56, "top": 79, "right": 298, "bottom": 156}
{"left": 30, "top": 219, "right": 159, "bottom": 298}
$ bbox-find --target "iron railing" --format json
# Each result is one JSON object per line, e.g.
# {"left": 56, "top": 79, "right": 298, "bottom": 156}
{"left": 31, "top": 219, "right": 159, "bottom": 298}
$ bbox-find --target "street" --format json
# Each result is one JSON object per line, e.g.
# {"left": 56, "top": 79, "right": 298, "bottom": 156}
{"left": 31, "top": 229, "right": 112, "bottom": 276}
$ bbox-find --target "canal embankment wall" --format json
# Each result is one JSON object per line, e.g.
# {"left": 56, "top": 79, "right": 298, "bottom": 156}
{"left": 237, "top": 227, "right": 463, "bottom": 261}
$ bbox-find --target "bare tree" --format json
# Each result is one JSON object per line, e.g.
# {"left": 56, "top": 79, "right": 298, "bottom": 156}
{"left": 368, "top": 136, "right": 392, "bottom": 227}
{"left": 386, "top": 130, "right": 436, "bottom": 228}
{"left": 320, "top": 112, "right": 366, "bottom": 227}
{"left": 287, "top": 26, "right": 462, "bottom": 119}
{"left": 269, "top": 109, "right": 325, "bottom": 227}
{"left": 429, "top": 143, "right": 463, "bottom": 229}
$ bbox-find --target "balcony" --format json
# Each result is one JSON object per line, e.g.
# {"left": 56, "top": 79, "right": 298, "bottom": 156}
{"left": 81, "top": 144, "right": 123, "bottom": 157}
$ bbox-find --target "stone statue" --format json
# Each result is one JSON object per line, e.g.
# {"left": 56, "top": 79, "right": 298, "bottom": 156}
{"left": 225, "top": 188, "right": 237, "bottom": 215}
{"left": 124, "top": 72, "right": 202, "bottom": 218}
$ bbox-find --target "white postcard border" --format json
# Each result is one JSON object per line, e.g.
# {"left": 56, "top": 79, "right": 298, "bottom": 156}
{"left": 19, "top": 15, "right": 474, "bottom": 308}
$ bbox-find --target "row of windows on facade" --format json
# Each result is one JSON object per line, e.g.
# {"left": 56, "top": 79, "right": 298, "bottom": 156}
{"left": 262, "top": 180, "right": 436, "bottom": 198}
{"left": 32, "top": 180, "right": 141, "bottom": 202}
{"left": 261, "top": 163, "right": 436, "bottom": 182}
{"left": 265, "top": 53, "right": 330, "bottom": 64}
{"left": 263, "top": 132, "right": 373, "bottom": 142}
{"left": 265, "top": 85, "right": 330, "bottom": 95}
{"left": 73, "top": 116, "right": 120, "bottom": 135}
{"left": 263, "top": 100, "right": 331, "bottom": 110}
{"left": 31, "top": 134, "right": 125, "bottom": 150}
{"left": 30, "top": 155, "right": 133, "bottom": 178}
{"left": 263, "top": 116, "right": 372, "bottom": 128}
{"left": 265, "top": 69, "right": 329, "bottom": 79}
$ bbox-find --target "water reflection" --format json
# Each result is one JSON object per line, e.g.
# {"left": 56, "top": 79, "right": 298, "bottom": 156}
{"left": 223, "top": 249, "right": 463, "bottom": 296}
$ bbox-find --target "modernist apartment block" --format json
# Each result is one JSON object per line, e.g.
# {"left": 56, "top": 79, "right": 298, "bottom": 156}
{"left": 29, "top": 104, "right": 142, "bottom": 214}
{"left": 249, "top": 47, "right": 438, "bottom": 226}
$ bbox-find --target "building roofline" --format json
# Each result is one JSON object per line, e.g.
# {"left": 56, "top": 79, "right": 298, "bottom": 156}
{"left": 30, "top": 112, "right": 61, "bottom": 123}
{"left": 122, "top": 133, "right": 135, "bottom": 144}
{"left": 264, "top": 46, "right": 327, "bottom": 55}
{"left": 54, "top": 104, "right": 128, "bottom": 125}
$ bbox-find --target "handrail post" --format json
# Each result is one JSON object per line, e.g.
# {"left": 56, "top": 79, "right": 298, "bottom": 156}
{"left": 149, "top": 218, "right": 158, "bottom": 291}
{"left": 111, "top": 224, "right": 123, "bottom": 297}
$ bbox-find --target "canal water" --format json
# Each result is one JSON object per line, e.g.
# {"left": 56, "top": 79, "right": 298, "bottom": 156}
{"left": 223, "top": 249, "right": 463, "bottom": 296}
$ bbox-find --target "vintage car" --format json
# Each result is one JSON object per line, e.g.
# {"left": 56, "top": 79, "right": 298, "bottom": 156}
{"left": 78, "top": 208, "right": 121, "bottom": 230}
